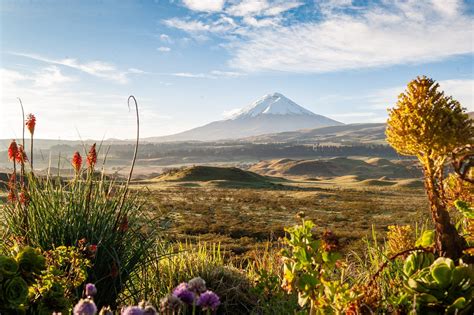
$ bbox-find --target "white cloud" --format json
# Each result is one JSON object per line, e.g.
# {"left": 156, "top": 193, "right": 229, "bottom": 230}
{"left": 158, "top": 46, "right": 172, "bottom": 52}
{"left": 168, "top": 70, "right": 245, "bottom": 79}
{"left": 226, "top": 0, "right": 302, "bottom": 17}
{"left": 163, "top": 19, "right": 211, "bottom": 32}
{"left": 160, "top": 33, "right": 172, "bottom": 42}
{"left": 431, "top": 0, "right": 460, "bottom": 17}
{"left": 163, "top": 16, "right": 237, "bottom": 35}
{"left": 171, "top": 72, "right": 215, "bottom": 78}
{"left": 182, "top": 0, "right": 225, "bottom": 12}
{"left": 242, "top": 16, "right": 279, "bottom": 27}
{"left": 229, "top": 1, "right": 473, "bottom": 73}
{"left": 210, "top": 70, "right": 246, "bottom": 77}
{"left": 10, "top": 52, "right": 132, "bottom": 83}
{"left": 0, "top": 67, "right": 171, "bottom": 140}
{"left": 165, "top": 0, "right": 472, "bottom": 74}
{"left": 32, "top": 66, "right": 76, "bottom": 88}
{"left": 127, "top": 68, "right": 147, "bottom": 74}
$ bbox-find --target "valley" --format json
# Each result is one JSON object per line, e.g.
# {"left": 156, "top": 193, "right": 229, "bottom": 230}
{"left": 133, "top": 158, "right": 428, "bottom": 256}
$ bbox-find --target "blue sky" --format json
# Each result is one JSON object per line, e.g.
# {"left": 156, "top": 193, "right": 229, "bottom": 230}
{"left": 1, "top": 0, "right": 473, "bottom": 140}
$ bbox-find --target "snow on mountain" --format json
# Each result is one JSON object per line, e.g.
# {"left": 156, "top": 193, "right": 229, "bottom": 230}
{"left": 147, "top": 93, "right": 343, "bottom": 142}
{"left": 232, "top": 93, "right": 316, "bottom": 119}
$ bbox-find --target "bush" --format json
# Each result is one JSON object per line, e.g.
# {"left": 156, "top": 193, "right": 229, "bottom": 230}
{"left": 128, "top": 242, "right": 258, "bottom": 314}
{"left": 2, "top": 146, "right": 156, "bottom": 309}
{"left": 0, "top": 245, "right": 90, "bottom": 314}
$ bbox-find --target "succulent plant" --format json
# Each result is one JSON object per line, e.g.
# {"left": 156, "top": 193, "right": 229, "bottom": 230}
{"left": 403, "top": 254, "right": 473, "bottom": 314}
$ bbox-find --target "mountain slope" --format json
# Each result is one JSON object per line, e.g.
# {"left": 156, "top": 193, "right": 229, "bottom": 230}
{"left": 243, "top": 123, "right": 387, "bottom": 144}
{"left": 148, "top": 93, "right": 342, "bottom": 142}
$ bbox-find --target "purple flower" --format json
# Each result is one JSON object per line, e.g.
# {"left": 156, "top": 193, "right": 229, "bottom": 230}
{"left": 85, "top": 283, "right": 97, "bottom": 297}
{"left": 73, "top": 298, "right": 97, "bottom": 315}
{"left": 197, "top": 290, "right": 220, "bottom": 311}
{"left": 172, "top": 282, "right": 195, "bottom": 305}
{"left": 121, "top": 306, "right": 144, "bottom": 315}
{"left": 188, "top": 277, "right": 206, "bottom": 294}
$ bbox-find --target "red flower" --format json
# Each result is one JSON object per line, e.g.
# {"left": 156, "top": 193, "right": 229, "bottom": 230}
{"left": 8, "top": 140, "right": 18, "bottom": 161}
{"left": 87, "top": 143, "right": 97, "bottom": 168}
{"left": 72, "top": 151, "right": 82, "bottom": 173}
{"left": 25, "top": 114, "right": 36, "bottom": 135}
{"left": 16, "top": 144, "right": 28, "bottom": 164}
{"left": 7, "top": 190, "right": 16, "bottom": 202}
{"left": 19, "top": 190, "right": 29, "bottom": 205}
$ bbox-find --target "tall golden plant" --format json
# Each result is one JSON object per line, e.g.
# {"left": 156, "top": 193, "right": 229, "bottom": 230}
{"left": 386, "top": 76, "right": 474, "bottom": 259}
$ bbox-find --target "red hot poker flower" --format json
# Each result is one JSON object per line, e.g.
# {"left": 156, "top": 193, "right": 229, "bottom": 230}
{"left": 8, "top": 140, "right": 18, "bottom": 161}
{"left": 87, "top": 143, "right": 97, "bottom": 168}
{"left": 25, "top": 114, "right": 36, "bottom": 135}
{"left": 19, "top": 190, "right": 29, "bottom": 206}
{"left": 16, "top": 144, "right": 28, "bottom": 164}
{"left": 72, "top": 152, "right": 82, "bottom": 173}
{"left": 7, "top": 190, "right": 16, "bottom": 202}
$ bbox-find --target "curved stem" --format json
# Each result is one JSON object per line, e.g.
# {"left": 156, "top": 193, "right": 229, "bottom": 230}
{"left": 366, "top": 246, "right": 434, "bottom": 288}
{"left": 30, "top": 134, "right": 34, "bottom": 171}
{"left": 126, "top": 95, "right": 139, "bottom": 189}
{"left": 18, "top": 98, "right": 25, "bottom": 148}
{"left": 117, "top": 96, "right": 139, "bottom": 213}
{"left": 18, "top": 98, "right": 26, "bottom": 185}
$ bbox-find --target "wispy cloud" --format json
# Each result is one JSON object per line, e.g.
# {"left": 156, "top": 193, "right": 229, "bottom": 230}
{"left": 163, "top": 16, "right": 237, "bottom": 35}
{"left": 169, "top": 70, "right": 246, "bottom": 79}
{"left": 230, "top": 1, "right": 473, "bottom": 72}
{"left": 0, "top": 67, "right": 171, "bottom": 140}
{"left": 10, "top": 52, "right": 140, "bottom": 83}
{"left": 226, "top": 0, "right": 303, "bottom": 17}
{"left": 157, "top": 46, "right": 172, "bottom": 52}
{"left": 165, "top": 0, "right": 473, "bottom": 74}
{"left": 182, "top": 0, "right": 226, "bottom": 12}
{"left": 32, "top": 66, "right": 77, "bottom": 88}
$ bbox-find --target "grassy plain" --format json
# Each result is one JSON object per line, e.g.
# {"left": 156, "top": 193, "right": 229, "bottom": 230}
{"left": 137, "top": 165, "right": 429, "bottom": 255}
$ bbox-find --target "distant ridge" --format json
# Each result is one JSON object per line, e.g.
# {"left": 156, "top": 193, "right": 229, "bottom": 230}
{"left": 146, "top": 93, "right": 342, "bottom": 142}
{"left": 242, "top": 123, "right": 387, "bottom": 144}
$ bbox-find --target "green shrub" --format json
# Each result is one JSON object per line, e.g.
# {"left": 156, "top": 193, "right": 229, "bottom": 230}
{"left": 281, "top": 216, "right": 356, "bottom": 314}
{"left": 128, "top": 242, "right": 258, "bottom": 314}
{"left": 2, "top": 161, "right": 156, "bottom": 308}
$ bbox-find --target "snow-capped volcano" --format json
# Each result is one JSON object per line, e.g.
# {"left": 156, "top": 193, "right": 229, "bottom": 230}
{"left": 148, "top": 93, "right": 342, "bottom": 142}
{"left": 232, "top": 93, "right": 316, "bottom": 119}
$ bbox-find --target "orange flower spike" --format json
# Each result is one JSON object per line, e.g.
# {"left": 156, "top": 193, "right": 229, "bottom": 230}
{"left": 87, "top": 143, "right": 97, "bottom": 168}
{"left": 72, "top": 151, "right": 82, "bottom": 173}
{"left": 25, "top": 114, "right": 36, "bottom": 135}
{"left": 19, "top": 190, "right": 29, "bottom": 206}
{"left": 7, "top": 190, "right": 17, "bottom": 202}
{"left": 16, "top": 144, "right": 28, "bottom": 164}
{"left": 8, "top": 140, "right": 18, "bottom": 161}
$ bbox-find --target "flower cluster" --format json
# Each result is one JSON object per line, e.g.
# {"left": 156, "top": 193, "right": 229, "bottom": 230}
{"left": 160, "top": 277, "right": 220, "bottom": 314}
{"left": 73, "top": 283, "right": 98, "bottom": 315}
{"left": 25, "top": 114, "right": 36, "bottom": 135}
{"left": 87, "top": 143, "right": 97, "bottom": 168}
{"left": 72, "top": 152, "right": 83, "bottom": 173}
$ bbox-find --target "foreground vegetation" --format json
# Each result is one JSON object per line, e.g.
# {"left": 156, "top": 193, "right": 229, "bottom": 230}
{"left": 0, "top": 77, "right": 473, "bottom": 314}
